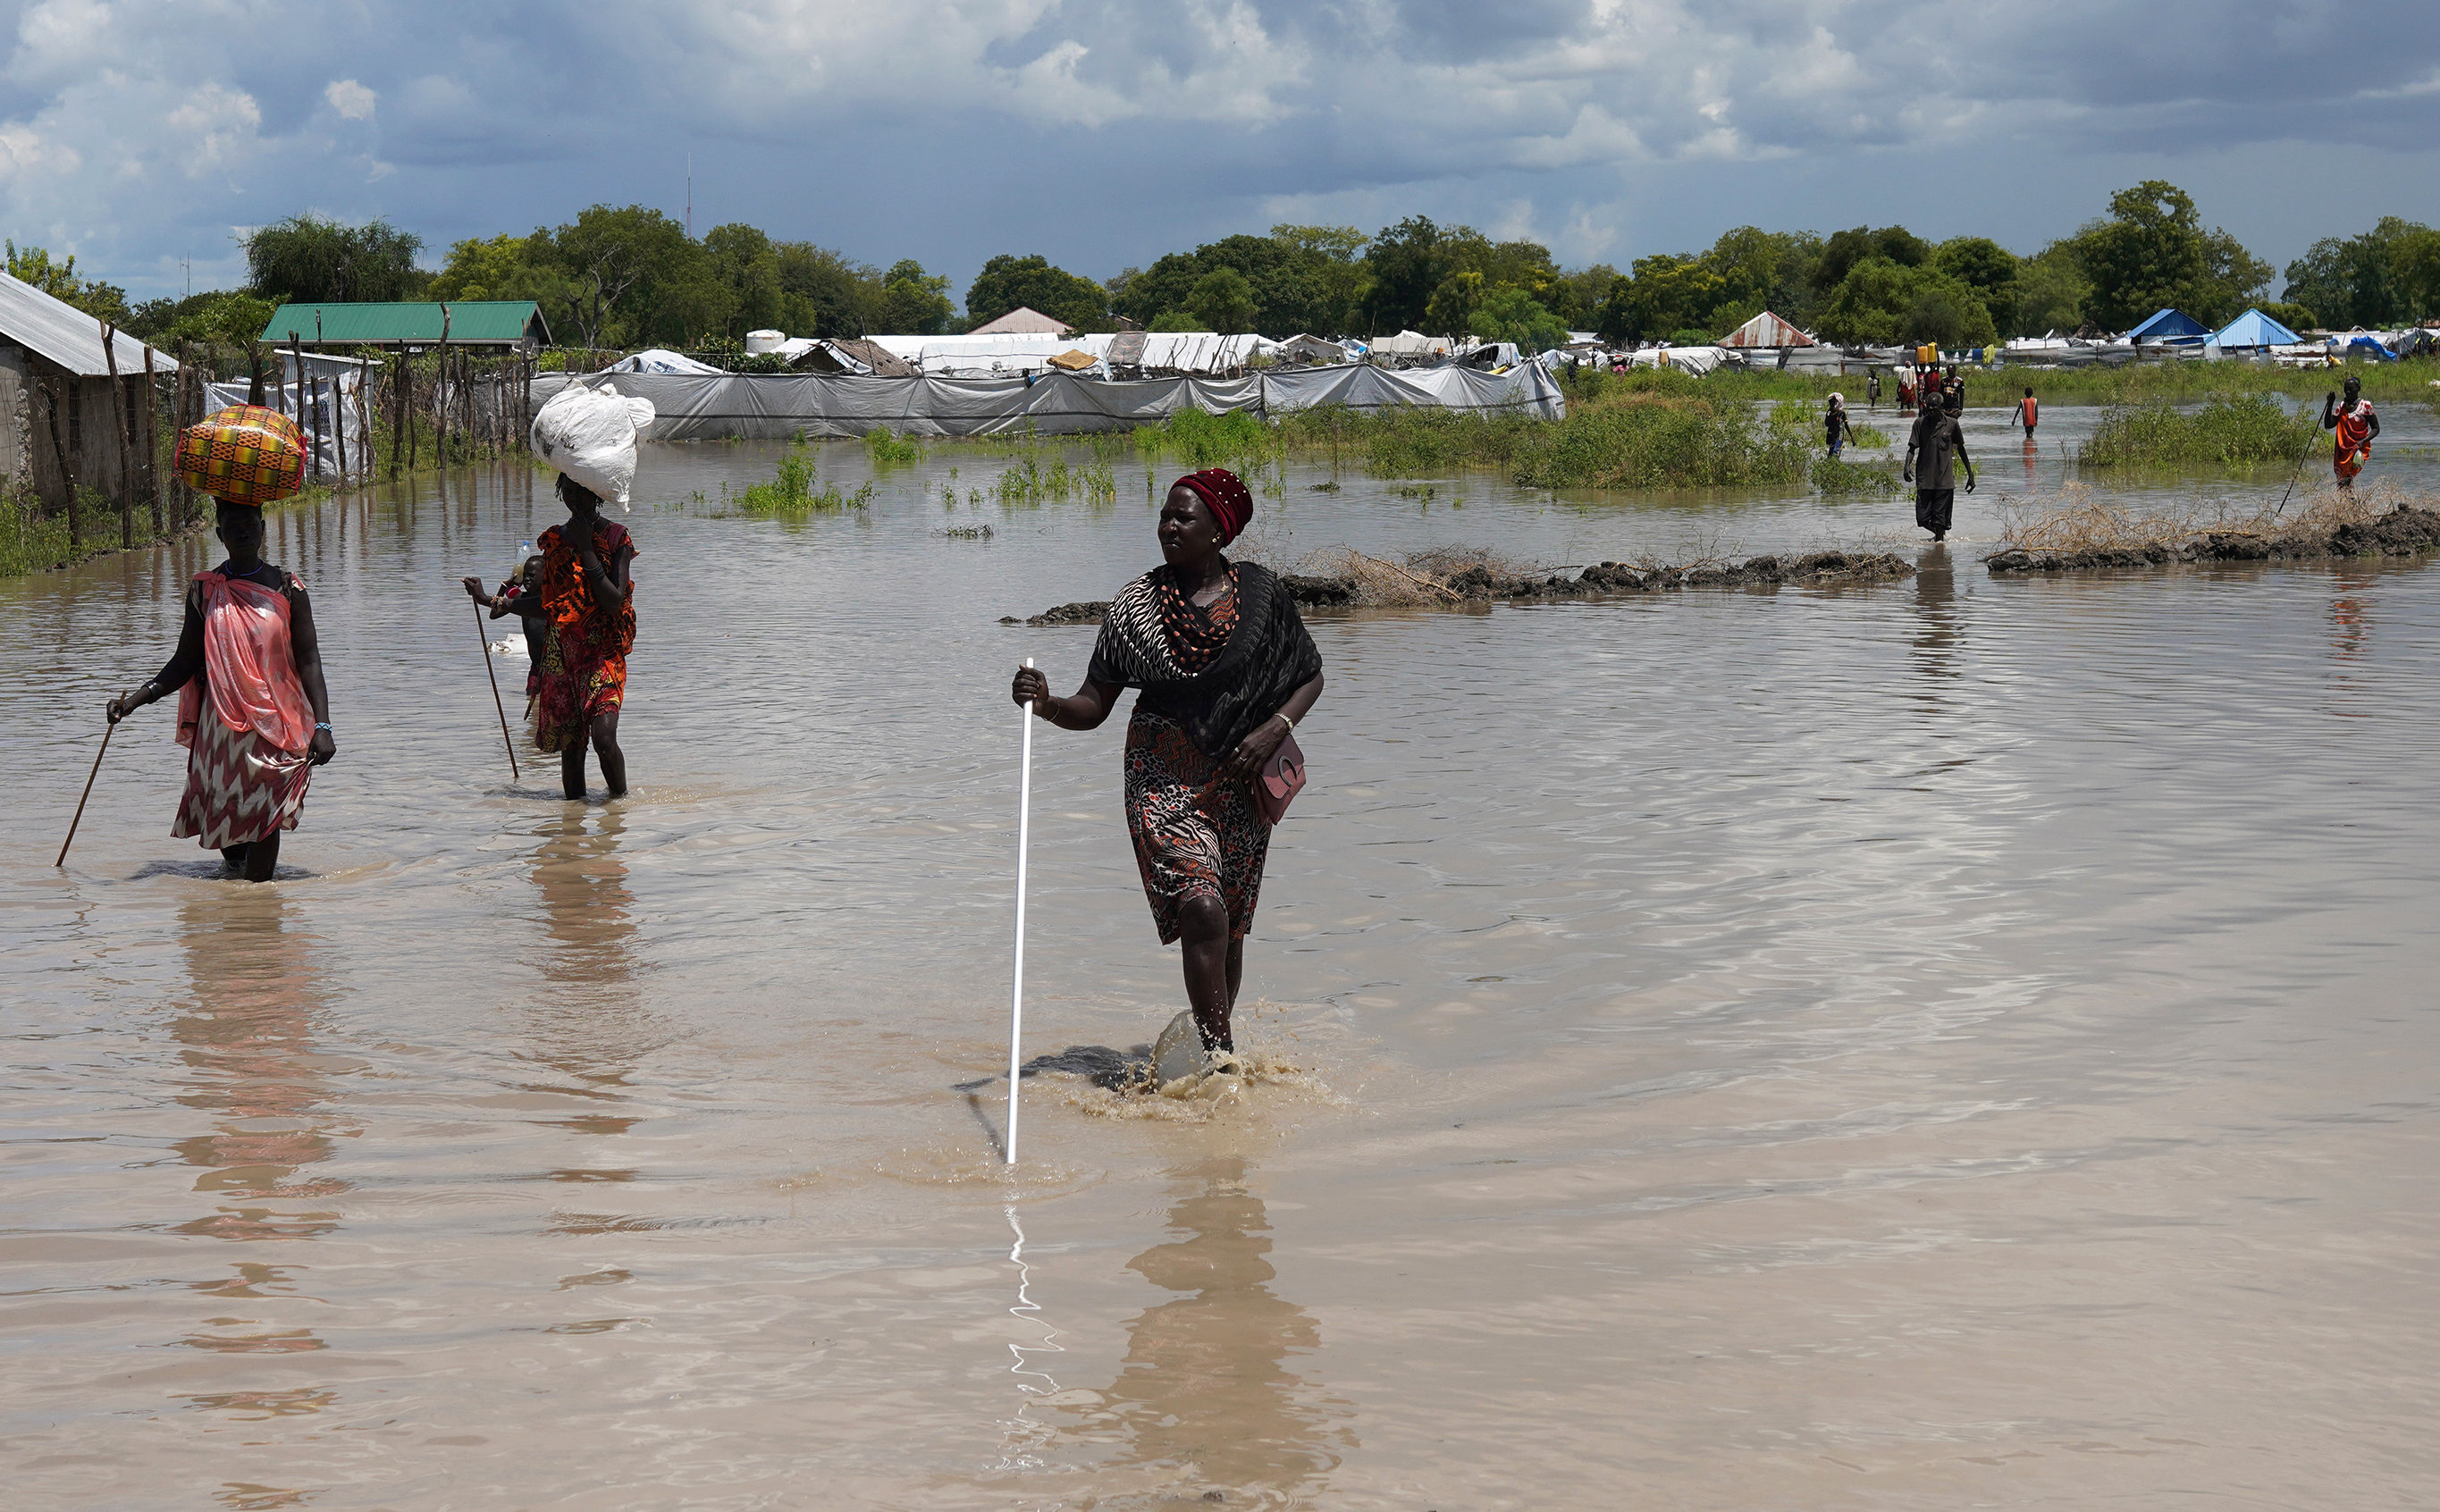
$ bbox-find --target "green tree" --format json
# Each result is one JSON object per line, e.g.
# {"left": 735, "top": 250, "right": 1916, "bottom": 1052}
{"left": 964, "top": 254, "right": 1106, "bottom": 332}
{"left": 1813, "top": 226, "right": 1928, "bottom": 300}
{"left": 544, "top": 205, "right": 700, "bottom": 348}
{"left": 1267, "top": 224, "right": 1369, "bottom": 333}
{"left": 429, "top": 232, "right": 569, "bottom": 304}
{"left": 1424, "top": 269, "right": 1486, "bottom": 334}
{"left": 1361, "top": 216, "right": 1459, "bottom": 332}
{"left": 1548, "top": 263, "right": 1619, "bottom": 331}
{"left": 2393, "top": 228, "right": 2440, "bottom": 324}
{"left": 4, "top": 240, "right": 129, "bottom": 323}
{"left": 1706, "top": 226, "right": 1821, "bottom": 323}
{"left": 2013, "top": 247, "right": 2089, "bottom": 335}
{"left": 771, "top": 242, "right": 883, "bottom": 338}
{"left": 879, "top": 259, "right": 954, "bottom": 334}
{"left": 1185, "top": 267, "right": 1258, "bottom": 333}
{"left": 1593, "top": 254, "right": 1728, "bottom": 344}
{"left": 2256, "top": 301, "right": 2319, "bottom": 335}
{"left": 125, "top": 290, "right": 276, "bottom": 348}
{"left": 2281, "top": 217, "right": 2433, "bottom": 329}
{"left": 1813, "top": 259, "right": 1996, "bottom": 348}
{"left": 1468, "top": 288, "right": 1566, "bottom": 352}
{"left": 1933, "top": 237, "right": 2020, "bottom": 332}
{"left": 244, "top": 214, "right": 425, "bottom": 303}
{"left": 2069, "top": 181, "right": 2267, "bottom": 330}
{"left": 704, "top": 223, "right": 786, "bottom": 336}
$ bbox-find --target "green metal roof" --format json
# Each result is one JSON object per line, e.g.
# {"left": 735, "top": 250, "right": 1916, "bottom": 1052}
{"left": 258, "top": 300, "right": 550, "bottom": 346}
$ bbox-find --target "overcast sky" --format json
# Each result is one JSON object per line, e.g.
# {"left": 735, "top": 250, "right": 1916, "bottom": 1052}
{"left": 4, "top": 0, "right": 2437, "bottom": 304}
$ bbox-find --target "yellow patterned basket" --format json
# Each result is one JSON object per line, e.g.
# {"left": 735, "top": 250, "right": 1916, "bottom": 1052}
{"left": 175, "top": 405, "right": 307, "bottom": 507}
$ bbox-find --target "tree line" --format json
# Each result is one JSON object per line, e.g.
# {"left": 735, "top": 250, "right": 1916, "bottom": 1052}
{"left": 13, "top": 181, "right": 2438, "bottom": 357}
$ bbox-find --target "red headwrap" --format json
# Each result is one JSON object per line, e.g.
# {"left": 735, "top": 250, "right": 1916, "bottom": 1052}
{"left": 1174, "top": 467, "right": 1253, "bottom": 545}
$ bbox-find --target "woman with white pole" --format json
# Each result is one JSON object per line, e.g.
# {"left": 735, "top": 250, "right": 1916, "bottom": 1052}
{"left": 1008, "top": 468, "right": 1323, "bottom": 1095}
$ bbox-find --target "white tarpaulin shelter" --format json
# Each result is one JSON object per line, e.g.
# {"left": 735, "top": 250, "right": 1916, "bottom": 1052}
{"left": 860, "top": 332, "right": 1265, "bottom": 377}
{"left": 1627, "top": 345, "right": 1729, "bottom": 375}
{"left": 531, "top": 362, "right": 1564, "bottom": 441}
{"left": 608, "top": 349, "right": 728, "bottom": 375}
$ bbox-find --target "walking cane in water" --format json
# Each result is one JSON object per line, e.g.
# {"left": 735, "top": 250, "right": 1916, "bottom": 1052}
{"left": 1006, "top": 657, "right": 1035, "bottom": 1163}
{"left": 475, "top": 601, "right": 521, "bottom": 780}
{"left": 2274, "top": 403, "right": 2324, "bottom": 519}
{"left": 55, "top": 721, "right": 116, "bottom": 867}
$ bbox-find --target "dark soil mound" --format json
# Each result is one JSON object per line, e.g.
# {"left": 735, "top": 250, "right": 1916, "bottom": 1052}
{"left": 1005, "top": 550, "right": 1915, "bottom": 624}
{"left": 1987, "top": 505, "right": 2440, "bottom": 575}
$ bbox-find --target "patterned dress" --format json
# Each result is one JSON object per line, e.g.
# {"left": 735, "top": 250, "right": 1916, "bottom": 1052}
{"left": 1088, "top": 563, "right": 1321, "bottom": 945}
{"left": 171, "top": 572, "right": 314, "bottom": 848}
{"left": 2334, "top": 401, "right": 2377, "bottom": 483}
{"left": 533, "top": 520, "right": 637, "bottom": 753}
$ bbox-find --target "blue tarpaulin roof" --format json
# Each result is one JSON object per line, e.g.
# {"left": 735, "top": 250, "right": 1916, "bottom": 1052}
{"left": 2213, "top": 308, "right": 2302, "bottom": 348}
{"left": 2126, "top": 307, "right": 2210, "bottom": 341}
{"left": 2340, "top": 333, "right": 2399, "bottom": 362}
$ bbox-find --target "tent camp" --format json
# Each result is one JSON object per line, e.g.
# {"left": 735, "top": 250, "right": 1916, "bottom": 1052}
{"left": 2125, "top": 308, "right": 2209, "bottom": 344}
{"left": 2211, "top": 309, "right": 2302, "bottom": 350}
{"left": 1718, "top": 311, "right": 1814, "bottom": 349}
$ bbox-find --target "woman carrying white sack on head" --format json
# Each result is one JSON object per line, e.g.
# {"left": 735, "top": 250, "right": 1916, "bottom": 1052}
{"left": 463, "top": 382, "right": 655, "bottom": 800}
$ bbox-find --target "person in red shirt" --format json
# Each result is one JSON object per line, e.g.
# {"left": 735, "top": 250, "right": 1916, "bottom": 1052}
{"left": 2322, "top": 374, "right": 2380, "bottom": 488}
{"left": 2015, "top": 387, "right": 2039, "bottom": 439}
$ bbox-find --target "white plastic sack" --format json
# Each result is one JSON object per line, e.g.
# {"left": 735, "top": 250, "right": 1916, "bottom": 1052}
{"left": 529, "top": 382, "right": 656, "bottom": 510}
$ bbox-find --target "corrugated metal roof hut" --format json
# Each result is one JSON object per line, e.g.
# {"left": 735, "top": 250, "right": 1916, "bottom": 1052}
{"left": 0, "top": 268, "right": 178, "bottom": 517}
{"left": 1717, "top": 311, "right": 1815, "bottom": 349}
{"left": 258, "top": 300, "right": 551, "bottom": 350}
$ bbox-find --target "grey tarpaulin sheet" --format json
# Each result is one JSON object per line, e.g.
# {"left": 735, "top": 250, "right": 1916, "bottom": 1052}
{"left": 529, "top": 363, "right": 1563, "bottom": 441}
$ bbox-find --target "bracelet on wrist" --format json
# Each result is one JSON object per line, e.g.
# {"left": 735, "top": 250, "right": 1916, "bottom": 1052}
{"left": 315, "top": 722, "right": 332, "bottom": 732}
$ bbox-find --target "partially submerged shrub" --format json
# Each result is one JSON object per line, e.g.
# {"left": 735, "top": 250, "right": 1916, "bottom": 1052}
{"left": 1811, "top": 456, "right": 1903, "bottom": 496}
{"left": 1993, "top": 479, "right": 2399, "bottom": 553}
{"left": 728, "top": 445, "right": 873, "bottom": 513}
{"left": 864, "top": 427, "right": 921, "bottom": 464}
{"left": 2078, "top": 392, "right": 2319, "bottom": 467}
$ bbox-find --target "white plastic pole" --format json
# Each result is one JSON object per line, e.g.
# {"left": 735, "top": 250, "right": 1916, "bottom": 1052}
{"left": 1006, "top": 658, "right": 1035, "bottom": 1164}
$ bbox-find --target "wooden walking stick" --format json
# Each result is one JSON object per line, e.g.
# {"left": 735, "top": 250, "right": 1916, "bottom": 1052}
{"left": 475, "top": 601, "right": 521, "bottom": 780}
{"left": 2274, "top": 404, "right": 2325, "bottom": 520}
{"left": 55, "top": 721, "right": 117, "bottom": 867}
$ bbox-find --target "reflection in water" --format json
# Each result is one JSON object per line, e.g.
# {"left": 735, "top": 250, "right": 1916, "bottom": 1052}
{"left": 2327, "top": 568, "right": 2374, "bottom": 720}
{"left": 170, "top": 890, "right": 348, "bottom": 1243}
{"left": 1907, "top": 544, "right": 1962, "bottom": 696}
{"left": 166, "top": 887, "right": 343, "bottom": 1402}
{"left": 1064, "top": 1158, "right": 1356, "bottom": 1499}
{"left": 525, "top": 809, "right": 661, "bottom": 1215}
{"left": 2023, "top": 434, "right": 2040, "bottom": 485}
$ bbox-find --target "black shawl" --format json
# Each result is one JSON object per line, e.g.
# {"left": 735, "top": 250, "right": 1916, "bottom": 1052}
{"left": 1087, "top": 559, "right": 1323, "bottom": 757}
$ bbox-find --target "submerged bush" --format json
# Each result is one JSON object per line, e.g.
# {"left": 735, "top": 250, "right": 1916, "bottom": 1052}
{"left": 728, "top": 445, "right": 872, "bottom": 513}
{"left": 2077, "top": 392, "right": 2322, "bottom": 466}
{"left": 1140, "top": 406, "right": 1277, "bottom": 467}
{"left": 863, "top": 427, "right": 921, "bottom": 464}
{"left": 1811, "top": 456, "right": 1903, "bottom": 496}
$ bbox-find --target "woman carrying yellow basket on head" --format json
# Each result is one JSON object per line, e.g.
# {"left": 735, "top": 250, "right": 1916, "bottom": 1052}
{"left": 105, "top": 406, "right": 336, "bottom": 882}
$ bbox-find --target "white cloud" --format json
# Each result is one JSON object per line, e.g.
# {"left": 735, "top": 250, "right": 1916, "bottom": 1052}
{"left": 0, "top": 0, "right": 2433, "bottom": 296}
{"left": 324, "top": 79, "right": 377, "bottom": 121}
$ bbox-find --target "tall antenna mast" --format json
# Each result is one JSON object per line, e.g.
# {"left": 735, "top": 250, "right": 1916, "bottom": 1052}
{"left": 686, "top": 154, "right": 692, "bottom": 238}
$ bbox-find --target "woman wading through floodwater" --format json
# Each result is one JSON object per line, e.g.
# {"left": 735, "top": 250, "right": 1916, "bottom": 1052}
{"left": 106, "top": 408, "right": 335, "bottom": 880}
{"left": 463, "top": 476, "right": 636, "bottom": 799}
{"left": 1012, "top": 468, "right": 1324, "bottom": 1070}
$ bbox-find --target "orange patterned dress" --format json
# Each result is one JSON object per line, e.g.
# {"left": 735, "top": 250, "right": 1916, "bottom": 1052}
{"left": 533, "top": 520, "right": 637, "bottom": 753}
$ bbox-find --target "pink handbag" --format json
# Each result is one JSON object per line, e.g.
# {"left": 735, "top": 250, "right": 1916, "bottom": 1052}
{"left": 1255, "top": 730, "right": 1306, "bottom": 827}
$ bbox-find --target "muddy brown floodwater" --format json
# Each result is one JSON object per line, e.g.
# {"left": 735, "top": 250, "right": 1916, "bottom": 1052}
{"left": 8, "top": 424, "right": 2440, "bottom": 1509}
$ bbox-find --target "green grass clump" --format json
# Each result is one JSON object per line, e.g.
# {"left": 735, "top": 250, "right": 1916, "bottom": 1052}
{"left": 863, "top": 428, "right": 921, "bottom": 464}
{"left": 1511, "top": 393, "right": 1807, "bottom": 489}
{"left": 728, "top": 445, "right": 872, "bottom": 513}
{"left": 2077, "top": 392, "right": 2320, "bottom": 467}
{"left": 1811, "top": 457, "right": 1904, "bottom": 496}
{"left": 1140, "top": 406, "right": 1279, "bottom": 467}
{"left": 993, "top": 452, "right": 1116, "bottom": 505}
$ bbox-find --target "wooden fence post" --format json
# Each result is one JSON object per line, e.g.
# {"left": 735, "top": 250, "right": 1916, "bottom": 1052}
{"left": 141, "top": 343, "right": 160, "bottom": 536}
{"left": 97, "top": 320, "right": 136, "bottom": 547}
{"left": 44, "top": 376, "right": 80, "bottom": 549}
{"left": 435, "top": 304, "right": 451, "bottom": 466}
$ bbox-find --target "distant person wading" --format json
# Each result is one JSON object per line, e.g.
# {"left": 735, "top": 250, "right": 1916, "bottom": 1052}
{"left": 1012, "top": 468, "right": 1325, "bottom": 1063}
